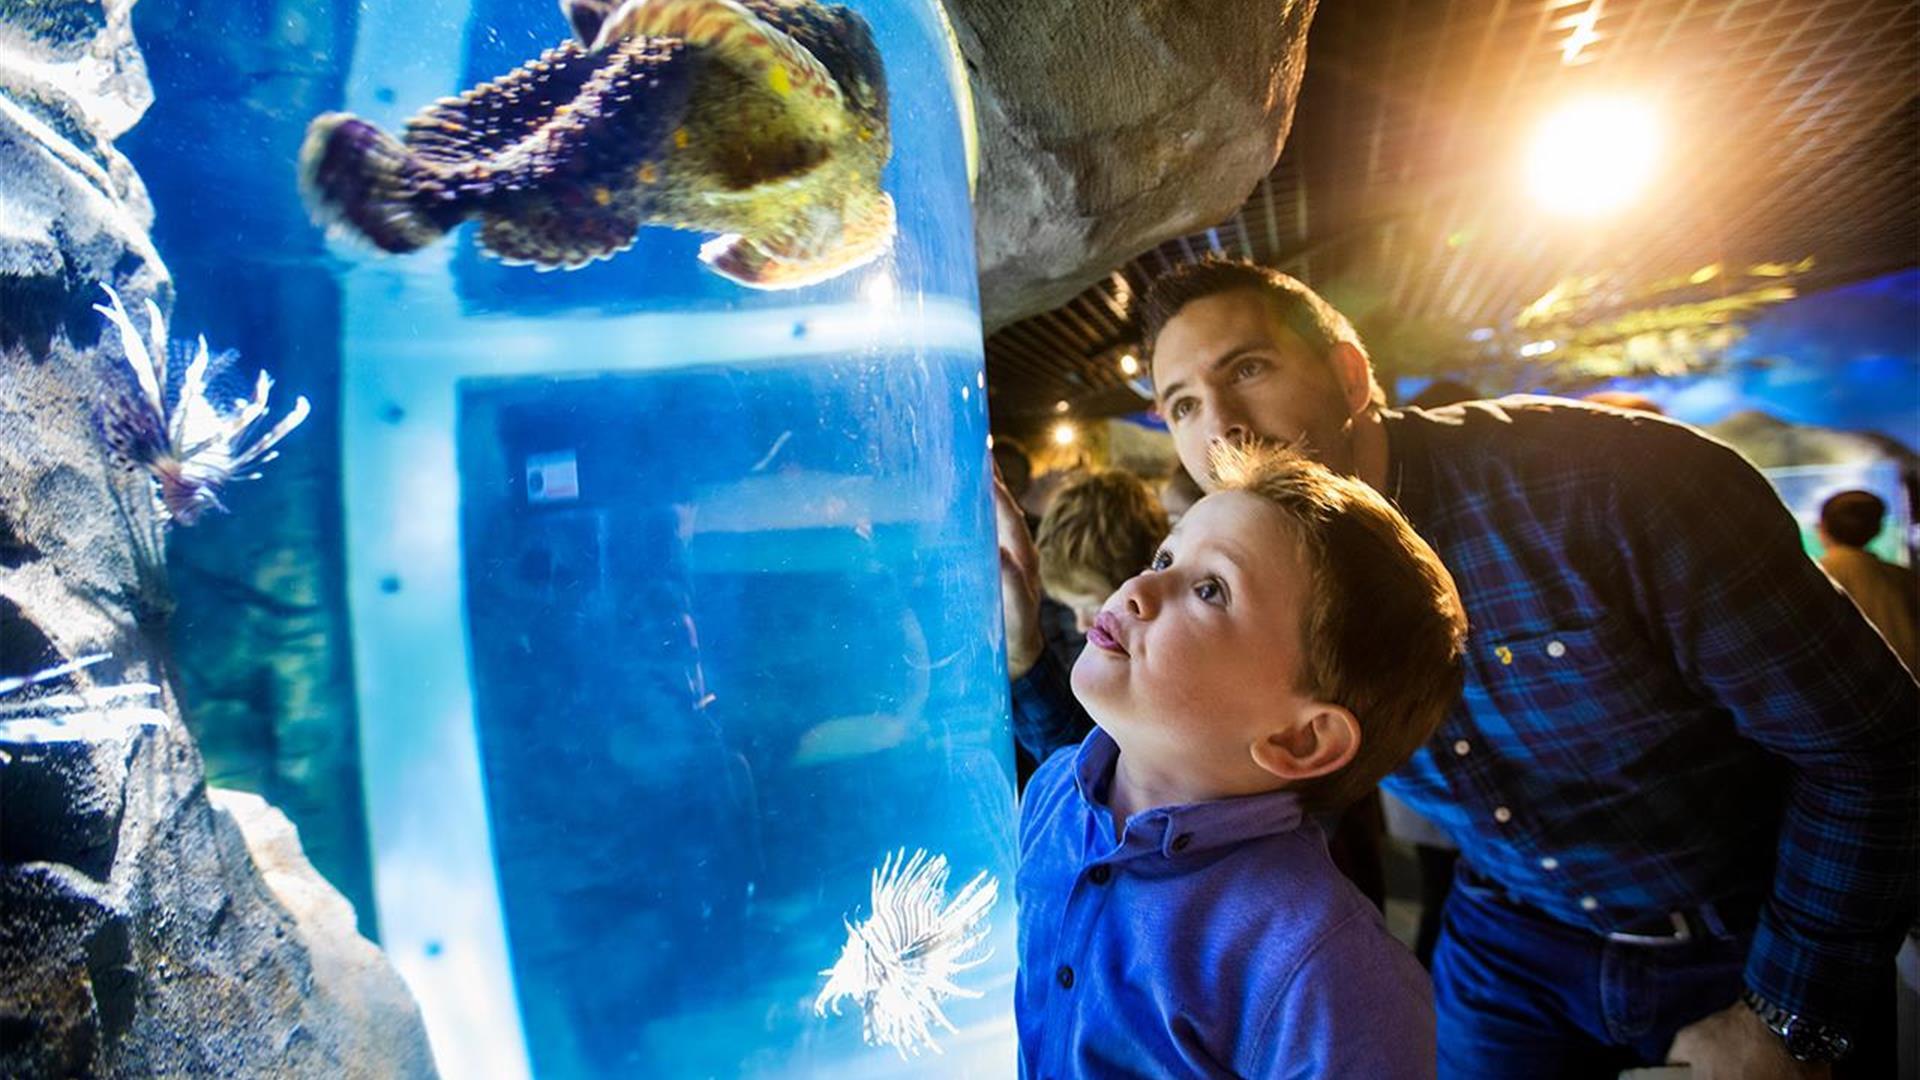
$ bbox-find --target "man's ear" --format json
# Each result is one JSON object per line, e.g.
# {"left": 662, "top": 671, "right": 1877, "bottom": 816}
{"left": 1328, "top": 342, "right": 1374, "bottom": 418}
{"left": 1249, "top": 703, "right": 1361, "bottom": 784}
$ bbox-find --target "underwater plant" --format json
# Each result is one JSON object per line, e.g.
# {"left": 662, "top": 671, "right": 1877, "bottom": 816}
{"left": 298, "top": 0, "right": 894, "bottom": 288}
{"left": 814, "top": 847, "right": 997, "bottom": 1058}
{"left": 93, "top": 285, "right": 310, "bottom": 527}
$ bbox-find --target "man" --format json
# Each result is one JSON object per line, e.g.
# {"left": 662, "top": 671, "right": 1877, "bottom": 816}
{"left": 1816, "top": 489, "right": 1917, "bottom": 672}
{"left": 994, "top": 259, "right": 1918, "bottom": 1078}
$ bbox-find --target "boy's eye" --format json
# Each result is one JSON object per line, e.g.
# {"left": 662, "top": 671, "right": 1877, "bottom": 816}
{"left": 1149, "top": 549, "right": 1172, "bottom": 571}
{"left": 1167, "top": 398, "right": 1194, "bottom": 422}
{"left": 1194, "top": 577, "right": 1227, "bottom": 605}
{"left": 1233, "top": 358, "right": 1265, "bottom": 380}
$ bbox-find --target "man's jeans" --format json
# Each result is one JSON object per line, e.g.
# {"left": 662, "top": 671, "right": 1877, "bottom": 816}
{"left": 1432, "top": 865, "right": 1749, "bottom": 1079}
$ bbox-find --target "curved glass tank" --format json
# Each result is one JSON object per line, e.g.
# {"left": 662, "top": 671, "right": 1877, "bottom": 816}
{"left": 133, "top": 0, "right": 1015, "bottom": 1076}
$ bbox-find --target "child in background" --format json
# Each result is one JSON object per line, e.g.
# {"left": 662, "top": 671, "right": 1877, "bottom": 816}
{"left": 1017, "top": 448, "right": 1466, "bottom": 1079}
{"left": 1036, "top": 469, "right": 1170, "bottom": 638}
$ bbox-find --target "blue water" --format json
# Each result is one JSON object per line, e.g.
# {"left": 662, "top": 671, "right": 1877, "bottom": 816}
{"left": 121, "top": 0, "right": 1016, "bottom": 1075}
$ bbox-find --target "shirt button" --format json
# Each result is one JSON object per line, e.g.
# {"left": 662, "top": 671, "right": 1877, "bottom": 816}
{"left": 1493, "top": 806, "right": 1513, "bottom": 823}
{"left": 1088, "top": 864, "right": 1112, "bottom": 885}
{"left": 1056, "top": 965, "right": 1075, "bottom": 989}
{"left": 1452, "top": 739, "right": 1472, "bottom": 756}
{"left": 1546, "top": 640, "right": 1567, "bottom": 659}
{"left": 1171, "top": 833, "right": 1193, "bottom": 852}
{"left": 1539, "top": 856, "right": 1560, "bottom": 871}
{"left": 1580, "top": 896, "right": 1600, "bottom": 912}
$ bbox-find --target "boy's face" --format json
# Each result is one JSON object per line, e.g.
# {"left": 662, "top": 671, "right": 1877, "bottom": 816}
{"left": 1070, "top": 490, "right": 1320, "bottom": 790}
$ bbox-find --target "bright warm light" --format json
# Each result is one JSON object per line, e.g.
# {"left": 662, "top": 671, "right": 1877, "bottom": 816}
{"left": 1118, "top": 353, "right": 1140, "bottom": 377}
{"left": 1525, "top": 96, "right": 1659, "bottom": 216}
{"left": 1053, "top": 399, "right": 1071, "bottom": 414}
{"left": 1051, "top": 421, "right": 1077, "bottom": 447}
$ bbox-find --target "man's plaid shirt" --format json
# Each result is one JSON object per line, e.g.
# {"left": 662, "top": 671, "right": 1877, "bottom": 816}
{"left": 1012, "top": 398, "right": 1918, "bottom": 1031}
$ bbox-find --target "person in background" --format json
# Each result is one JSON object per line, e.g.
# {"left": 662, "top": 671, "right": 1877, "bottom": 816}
{"left": 1018, "top": 448, "right": 1462, "bottom": 1078}
{"left": 1158, "top": 465, "right": 1205, "bottom": 525}
{"left": 995, "top": 258, "right": 1918, "bottom": 1078}
{"left": 1036, "top": 470, "right": 1170, "bottom": 640}
{"left": 1817, "top": 489, "right": 1917, "bottom": 672}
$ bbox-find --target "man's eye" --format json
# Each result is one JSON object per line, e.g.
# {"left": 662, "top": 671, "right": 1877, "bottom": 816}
{"left": 1167, "top": 398, "right": 1194, "bottom": 421}
{"left": 1149, "top": 549, "right": 1172, "bottom": 571}
{"left": 1233, "top": 358, "right": 1265, "bottom": 380}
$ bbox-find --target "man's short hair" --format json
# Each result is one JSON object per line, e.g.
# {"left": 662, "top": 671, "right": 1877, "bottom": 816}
{"left": 1821, "top": 490, "right": 1887, "bottom": 549}
{"left": 1036, "top": 470, "right": 1170, "bottom": 600}
{"left": 1213, "top": 445, "right": 1467, "bottom": 811}
{"left": 1139, "top": 258, "right": 1386, "bottom": 409}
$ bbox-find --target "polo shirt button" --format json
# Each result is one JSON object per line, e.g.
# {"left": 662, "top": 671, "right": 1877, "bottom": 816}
{"left": 1546, "top": 640, "right": 1567, "bottom": 659}
{"left": 1493, "top": 806, "right": 1512, "bottom": 823}
{"left": 1452, "top": 739, "right": 1471, "bottom": 756}
{"left": 1580, "top": 896, "right": 1600, "bottom": 912}
{"left": 1088, "top": 864, "right": 1112, "bottom": 885}
{"left": 1539, "top": 856, "right": 1559, "bottom": 871}
{"left": 1171, "top": 833, "right": 1193, "bottom": 852}
{"left": 1056, "top": 965, "right": 1075, "bottom": 989}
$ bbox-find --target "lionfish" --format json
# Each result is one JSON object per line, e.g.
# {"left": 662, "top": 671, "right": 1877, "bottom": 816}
{"left": 298, "top": 0, "right": 894, "bottom": 288}
{"left": 814, "top": 848, "right": 998, "bottom": 1058}
{"left": 93, "top": 285, "right": 310, "bottom": 527}
{"left": 0, "top": 653, "right": 166, "bottom": 748}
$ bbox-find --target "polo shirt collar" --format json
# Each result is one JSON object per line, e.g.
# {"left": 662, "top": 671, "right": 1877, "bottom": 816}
{"left": 1069, "top": 728, "right": 1308, "bottom": 861}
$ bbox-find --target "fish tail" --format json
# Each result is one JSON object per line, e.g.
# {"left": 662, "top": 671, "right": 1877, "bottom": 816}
{"left": 298, "top": 112, "right": 467, "bottom": 254}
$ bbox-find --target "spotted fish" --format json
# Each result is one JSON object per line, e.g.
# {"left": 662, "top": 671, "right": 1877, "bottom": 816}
{"left": 298, "top": 0, "right": 894, "bottom": 289}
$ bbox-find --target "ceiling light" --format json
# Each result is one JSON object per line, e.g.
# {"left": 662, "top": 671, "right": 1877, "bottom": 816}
{"left": 1525, "top": 96, "right": 1659, "bottom": 216}
{"left": 1051, "top": 421, "right": 1077, "bottom": 447}
{"left": 1118, "top": 353, "right": 1140, "bottom": 376}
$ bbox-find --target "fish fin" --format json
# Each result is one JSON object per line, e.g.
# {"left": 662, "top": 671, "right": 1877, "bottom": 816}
{"left": 299, "top": 113, "right": 463, "bottom": 253}
{"left": 478, "top": 199, "right": 643, "bottom": 268}
{"left": 402, "top": 40, "right": 608, "bottom": 167}
{"left": 700, "top": 192, "right": 894, "bottom": 290}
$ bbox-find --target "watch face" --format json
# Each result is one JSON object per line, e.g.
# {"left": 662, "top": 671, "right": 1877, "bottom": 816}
{"left": 1783, "top": 1024, "right": 1846, "bottom": 1063}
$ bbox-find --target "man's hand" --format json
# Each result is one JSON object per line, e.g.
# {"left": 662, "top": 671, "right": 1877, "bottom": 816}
{"left": 991, "top": 460, "right": 1045, "bottom": 681}
{"left": 1666, "top": 1002, "right": 1830, "bottom": 1080}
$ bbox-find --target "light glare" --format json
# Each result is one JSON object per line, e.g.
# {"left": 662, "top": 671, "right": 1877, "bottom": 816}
{"left": 1051, "top": 421, "right": 1077, "bottom": 447}
{"left": 1525, "top": 97, "right": 1659, "bottom": 216}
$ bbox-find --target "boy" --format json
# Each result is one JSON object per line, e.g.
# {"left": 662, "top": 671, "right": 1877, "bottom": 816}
{"left": 1037, "top": 469, "right": 1170, "bottom": 637}
{"left": 1016, "top": 447, "right": 1465, "bottom": 1079}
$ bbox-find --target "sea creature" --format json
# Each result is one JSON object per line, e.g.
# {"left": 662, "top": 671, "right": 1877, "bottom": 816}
{"left": 0, "top": 653, "right": 166, "bottom": 747}
{"left": 815, "top": 848, "right": 997, "bottom": 1058}
{"left": 298, "top": 0, "right": 895, "bottom": 289}
{"left": 93, "top": 285, "right": 310, "bottom": 527}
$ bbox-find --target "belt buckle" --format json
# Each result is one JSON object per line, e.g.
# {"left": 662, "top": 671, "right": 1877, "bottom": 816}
{"left": 1604, "top": 910, "right": 1693, "bottom": 946}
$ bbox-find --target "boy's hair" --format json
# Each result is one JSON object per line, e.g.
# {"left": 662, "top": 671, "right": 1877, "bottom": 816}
{"left": 1820, "top": 489, "right": 1886, "bottom": 549}
{"left": 1212, "top": 445, "right": 1467, "bottom": 811}
{"left": 1139, "top": 258, "right": 1386, "bottom": 409}
{"left": 1036, "top": 470, "right": 1170, "bottom": 599}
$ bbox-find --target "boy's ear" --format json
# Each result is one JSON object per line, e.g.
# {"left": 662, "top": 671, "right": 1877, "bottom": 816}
{"left": 1249, "top": 703, "right": 1361, "bottom": 784}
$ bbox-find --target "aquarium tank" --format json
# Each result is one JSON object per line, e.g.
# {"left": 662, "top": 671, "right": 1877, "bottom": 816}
{"left": 118, "top": 0, "right": 1017, "bottom": 1075}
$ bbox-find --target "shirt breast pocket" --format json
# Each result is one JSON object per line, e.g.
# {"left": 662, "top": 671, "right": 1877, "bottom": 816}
{"left": 1467, "top": 615, "right": 1684, "bottom": 770}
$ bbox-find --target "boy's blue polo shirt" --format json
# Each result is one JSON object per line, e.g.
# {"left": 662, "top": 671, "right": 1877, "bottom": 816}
{"left": 1017, "top": 730, "right": 1435, "bottom": 1079}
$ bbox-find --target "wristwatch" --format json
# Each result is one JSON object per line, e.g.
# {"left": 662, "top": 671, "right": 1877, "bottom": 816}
{"left": 1740, "top": 989, "right": 1852, "bottom": 1063}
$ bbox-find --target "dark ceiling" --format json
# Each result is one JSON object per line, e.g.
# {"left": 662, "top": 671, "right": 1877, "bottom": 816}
{"left": 983, "top": 0, "right": 1919, "bottom": 431}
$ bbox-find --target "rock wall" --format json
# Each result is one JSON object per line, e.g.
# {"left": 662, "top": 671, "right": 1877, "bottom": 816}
{"left": 0, "top": 0, "right": 434, "bottom": 1074}
{"left": 951, "top": 0, "right": 1317, "bottom": 327}
{"left": 125, "top": 0, "right": 374, "bottom": 937}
